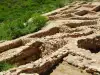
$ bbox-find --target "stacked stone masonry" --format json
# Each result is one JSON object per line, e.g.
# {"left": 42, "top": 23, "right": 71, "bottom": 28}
{"left": 0, "top": 1, "right": 100, "bottom": 75}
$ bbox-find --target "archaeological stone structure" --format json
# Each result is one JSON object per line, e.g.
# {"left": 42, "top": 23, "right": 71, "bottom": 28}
{"left": 0, "top": 1, "right": 100, "bottom": 75}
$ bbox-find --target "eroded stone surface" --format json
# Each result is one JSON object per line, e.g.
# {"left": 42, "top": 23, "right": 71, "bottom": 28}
{"left": 0, "top": 1, "right": 100, "bottom": 75}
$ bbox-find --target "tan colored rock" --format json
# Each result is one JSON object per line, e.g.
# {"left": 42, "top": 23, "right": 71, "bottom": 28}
{"left": 0, "top": 1, "right": 100, "bottom": 75}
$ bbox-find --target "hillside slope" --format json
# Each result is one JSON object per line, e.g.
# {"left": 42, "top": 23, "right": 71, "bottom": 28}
{"left": 0, "top": 0, "right": 68, "bottom": 40}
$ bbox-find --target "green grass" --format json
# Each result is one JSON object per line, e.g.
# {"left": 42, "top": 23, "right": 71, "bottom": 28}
{"left": 0, "top": 14, "right": 48, "bottom": 40}
{"left": 0, "top": 0, "right": 69, "bottom": 40}
{"left": 0, "top": 62, "right": 15, "bottom": 72}
{"left": 0, "top": 0, "right": 94, "bottom": 40}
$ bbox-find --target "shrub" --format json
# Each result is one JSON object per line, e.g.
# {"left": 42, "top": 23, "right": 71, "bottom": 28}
{"left": 21, "top": 14, "right": 48, "bottom": 35}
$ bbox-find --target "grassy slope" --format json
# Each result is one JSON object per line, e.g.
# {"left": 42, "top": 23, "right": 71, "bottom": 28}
{"left": 0, "top": 0, "right": 93, "bottom": 40}
{"left": 0, "top": 0, "right": 70, "bottom": 40}
{"left": 0, "top": 0, "right": 68, "bottom": 22}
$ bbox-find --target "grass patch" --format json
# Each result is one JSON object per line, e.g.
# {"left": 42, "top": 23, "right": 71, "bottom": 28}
{"left": 0, "top": 0, "right": 94, "bottom": 40}
{"left": 0, "top": 14, "right": 48, "bottom": 40}
{"left": 0, "top": 62, "right": 15, "bottom": 72}
{"left": 0, "top": 0, "right": 69, "bottom": 40}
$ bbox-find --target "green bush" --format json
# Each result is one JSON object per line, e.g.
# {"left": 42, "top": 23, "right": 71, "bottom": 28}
{"left": 21, "top": 14, "right": 48, "bottom": 36}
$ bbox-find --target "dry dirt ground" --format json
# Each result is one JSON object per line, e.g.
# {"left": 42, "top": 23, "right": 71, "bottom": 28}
{"left": 50, "top": 62, "right": 90, "bottom": 75}
{"left": 0, "top": 1, "right": 100, "bottom": 75}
